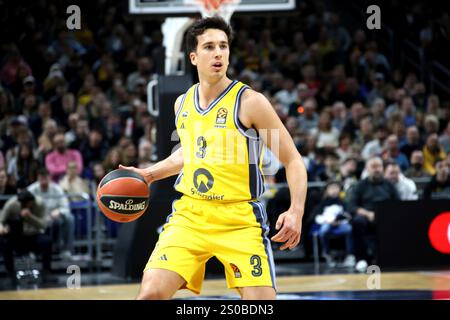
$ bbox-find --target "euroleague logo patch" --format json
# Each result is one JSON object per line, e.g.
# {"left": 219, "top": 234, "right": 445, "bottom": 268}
{"left": 215, "top": 107, "right": 228, "bottom": 125}
{"left": 428, "top": 212, "right": 450, "bottom": 254}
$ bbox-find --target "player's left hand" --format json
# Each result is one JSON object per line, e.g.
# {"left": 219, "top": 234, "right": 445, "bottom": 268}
{"left": 271, "top": 209, "right": 302, "bottom": 250}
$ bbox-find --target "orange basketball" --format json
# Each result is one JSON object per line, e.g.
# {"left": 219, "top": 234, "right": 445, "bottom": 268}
{"left": 96, "top": 169, "right": 149, "bottom": 223}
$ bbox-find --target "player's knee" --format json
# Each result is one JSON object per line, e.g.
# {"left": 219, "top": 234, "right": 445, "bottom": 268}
{"left": 136, "top": 286, "right": 170, "bottom": 300}
{"left": 241, "top": 287, "right": 276, "bottom": 300}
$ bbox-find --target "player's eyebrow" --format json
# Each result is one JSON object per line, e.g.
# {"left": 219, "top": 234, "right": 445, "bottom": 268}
{"left": 201, "top": 41, "right": 228, "bottom": 46}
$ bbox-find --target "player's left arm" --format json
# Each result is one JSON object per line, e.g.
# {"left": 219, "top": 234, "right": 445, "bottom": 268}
{"left": 240, "top": 89, "right": 308, "bottom": 250}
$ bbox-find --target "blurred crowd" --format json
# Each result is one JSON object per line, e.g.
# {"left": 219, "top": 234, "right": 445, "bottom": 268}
{"left": 0, "top": 0, "right": 449, "bottom": 279}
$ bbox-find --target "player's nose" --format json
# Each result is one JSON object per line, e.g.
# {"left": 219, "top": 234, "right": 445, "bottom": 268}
{"left": 214, "top": 46, "right": 222, "bottom": 57}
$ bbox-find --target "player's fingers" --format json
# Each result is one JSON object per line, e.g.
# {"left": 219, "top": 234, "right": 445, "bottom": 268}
{"left": 119, "top": 164, "right": 136, "bottom": 171}
{"left": 280, "top": 234, "right": 297, "bottom": 250}
{"left": 271, "top": 232, "right": 287, "bottom": 242}
{"left": 271, "top": 226, "right": 289, "bottom": 241}
{"left": 271, "top": 228, "right": 294, "bottom": 242}
{"left": 288, "top": 235, "right": 301, "bottom": 250}
{"left": 274, "top": 214, "right": 285, "bottom": 230}
{"left": 288, "top": 236, "right": 300, "bottom": 250}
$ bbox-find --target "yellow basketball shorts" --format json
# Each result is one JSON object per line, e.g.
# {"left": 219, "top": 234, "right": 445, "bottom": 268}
{"left": 144, "top": 196, "right": 276, "bottom": 294}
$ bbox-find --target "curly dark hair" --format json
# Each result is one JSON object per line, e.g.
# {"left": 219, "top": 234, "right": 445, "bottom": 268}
{"left": 185, "top": 16, "right": 233, "bottom": 54}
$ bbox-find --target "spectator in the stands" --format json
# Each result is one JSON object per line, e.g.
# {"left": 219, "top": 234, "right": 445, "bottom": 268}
{"left": 29, "top": 101, "right": 52, "bottom": 139}
{"left": 79, "top": 128, "right": 109, "bottom": 169}
{"left": 336, "top": 132, "right": 353, "bottom": 162}
{"left": 438, "top": 120, "right": 450, "bottom": 153}
{"left": 0, "top": 168, "right": 16, "bottom": 209}
{"left": 312, "top": 181, "right": 354, "bottom": 268}
{"left": 297, "top": 98, "right": 319, "bottom": 134}
{"left": 92, "top": 161, "right": 106, "bottom": 186}
{"left": 423, "top": 160, "right": 450, "bottom": 200}
{"left": 295, "top": 82, "right": 312, "bottom": 111}
{"left": 336, "top": 157, "right": 359, "bottom": 193}
{"left": 366, "top": 72, "right": 388, "bottom": 107}
{"left": 317, "top": 151, "right": 340, "bottom": 182}
{"left": 426, "top": 94, "right": 441, "bottom": 118}
{"left": 310, "top": 109, "right": 340, "bottom": 149}
{"left": 69, "top": 119, "right": 90, "bottom": 150}
{"left": 369, "top": 98, "right": 386, "bottom": 128}
{"left": 327, "top": 13, "right": 352, "bottom": 52}
{"left": 400, "top": 126, "right": 423, "bottom": 160}
{"left": 37, "top": 118, "right": 58, "bottom": 157}
{"left": 423, "top": 114, "right": 440, "bottom": 136}
{"left": 127, "top": 57, "right": 154, "bottom": 92}
{"left": 7, "top": 143, "right": 40, "bottom": 188}
{"left": 0, "top": 190, "right": 52, "bottom": 283}
{"left": 385, "top": 88, "right": 406, "bottom": 118}
{"left": 342, "top": 102, "right": 366, "bottom": 140}
{"left": 423, "top": 133, "right": 446, "bottom": 175}
{"left": 102, "top": 147, "right": 122, "bottom": 174}
{"left": 354, "top": 115, "right": 374, "bottom": 151}
{"left": 28, "top": 168, "right": 74, "bottom": 260}
{"left": 381, "top": 134, "right": 409, "bottom": 171}
{"left": 358, "top": 41, "right": 391, "bottom": 76}
{"left": 0, "top": 46, "right": 32, "bottom": 93}
{"left": 388, "top": 112, "right": 407, "bottom": 146}
{"left": 346, "top": 157, "right": 399, "bottom": 272}
{"left": 384, "top": 161, "right": 418, "bottom": 200}
{"left": 412, "top": 82, "right": 427, "bottom": 111}
{"left": 331, "top": 101, "right": 347, "bottom": 131}
{"left": 138, "top": 140, "right": 154, "bottom": 167}
{"left": 274, "top": 78, "right": 298, "bottom": 115}
{"left": 1, "top": 120, "right": 25, "bottom": 157}
{"left": 400, "top": 96, "right": 417, "bottom": 128}
{"left": 405, "top": 150, "right": 431, "bottom": 179}
{"left": 64, "top": 113, "right": 80, "bottom": 146}
{"left": 59, "top": 161, "right": 90, "bottom": 201}
{"left": 45, "top": 132, "right": 83, "bottom": 182}
{"left": 120, "top": 141, "right": 138, "bottom": 167}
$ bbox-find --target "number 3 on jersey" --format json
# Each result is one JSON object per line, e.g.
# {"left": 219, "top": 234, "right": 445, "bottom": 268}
{"left": 196, "top": 136, "right": 207, "bottom": 159}
{"left": 250, "top": 255, "right": 262, "bottom": 277}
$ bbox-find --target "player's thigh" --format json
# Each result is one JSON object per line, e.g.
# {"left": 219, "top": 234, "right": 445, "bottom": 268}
{"left": 238, "top": 286, "right": 276, "bottom": 300}
{"left": 136, "top": 268, "right": 186, "bottom": 300}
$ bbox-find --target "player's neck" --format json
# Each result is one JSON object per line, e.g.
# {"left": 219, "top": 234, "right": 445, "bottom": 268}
{"left": 197, "top": 77, "right": 233, "bottom": 108}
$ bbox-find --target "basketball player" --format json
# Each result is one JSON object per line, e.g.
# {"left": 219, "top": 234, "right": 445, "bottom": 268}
{"left": 120, "top": 16, "right": 308, "bottom": 300}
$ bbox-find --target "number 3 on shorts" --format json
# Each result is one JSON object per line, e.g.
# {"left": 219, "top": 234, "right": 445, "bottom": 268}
{"left": 250, "top": 255, "right": 262, "bottom": 277}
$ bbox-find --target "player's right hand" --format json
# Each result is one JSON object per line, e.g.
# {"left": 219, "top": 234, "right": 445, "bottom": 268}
{"left": 118, "top": 164, "right": 152, "bottom": 185}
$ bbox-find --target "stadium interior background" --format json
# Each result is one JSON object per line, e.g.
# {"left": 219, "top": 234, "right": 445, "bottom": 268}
{"left": 0, "top": 0, "right": 449, "bottom": 294}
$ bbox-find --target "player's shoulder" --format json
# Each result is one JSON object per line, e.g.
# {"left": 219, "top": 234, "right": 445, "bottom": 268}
{"left": 241, "top": 87, "right": 267, "bottom": 102}
{"left": 240, "top": 87, "right": 272, "bottom": 112}
{"left": 174, "top": 94, "right": 185, "bottom": 114}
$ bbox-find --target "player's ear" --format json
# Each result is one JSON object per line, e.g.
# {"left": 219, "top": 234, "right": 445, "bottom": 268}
{"left": 189, "top": 51, "right": 197, "bottom": 66}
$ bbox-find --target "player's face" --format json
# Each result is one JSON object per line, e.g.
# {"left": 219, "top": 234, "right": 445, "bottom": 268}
{"left": 190, "top": 28, "right": 230, "bottom": 80}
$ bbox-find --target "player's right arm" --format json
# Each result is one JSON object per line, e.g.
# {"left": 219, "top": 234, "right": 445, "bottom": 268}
{"left": 119, "top": 95, "right": 185, "bottom": 185}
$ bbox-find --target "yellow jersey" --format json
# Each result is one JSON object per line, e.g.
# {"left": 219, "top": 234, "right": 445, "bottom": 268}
{"left": 174, "top": 80, "right": 265, "bottom": 202}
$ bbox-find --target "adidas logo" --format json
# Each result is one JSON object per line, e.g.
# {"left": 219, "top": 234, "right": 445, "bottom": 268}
{"left": 159, "top": 254, "right": 168, "bottom": 261}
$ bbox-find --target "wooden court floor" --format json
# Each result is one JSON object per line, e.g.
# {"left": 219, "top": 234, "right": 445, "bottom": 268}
{"left": 0, "top": 271, "right": 449, "bottom": 299}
